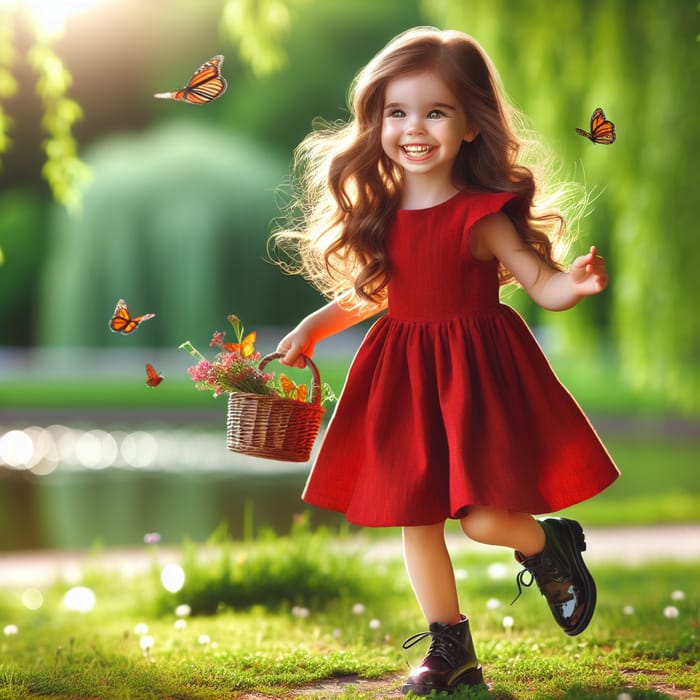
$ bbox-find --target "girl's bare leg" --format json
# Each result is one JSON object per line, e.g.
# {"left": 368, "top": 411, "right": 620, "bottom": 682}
{"left": 402, "top": 521, "right": 461, "bottom": 624}
{"left": 459, "top": 505, "right": 545, "bottom": 556}
{"left": 401, "top": 522, "right": 484, "bottom": 695}
{"left": 460, "top": 506, "right": 597, "bottom": 635}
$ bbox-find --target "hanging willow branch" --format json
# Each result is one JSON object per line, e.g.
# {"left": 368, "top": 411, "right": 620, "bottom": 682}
{"left": 28, "top": 40, "right": 91, "bottom": 212}
{"left": 0, "top": 20, "right": 18, "bottom": 173}
{"left": 0, "top": 7, "right": 90, "bottom": 214}
{"left": 29, "top": 41, "right": 90, "bottom": 210}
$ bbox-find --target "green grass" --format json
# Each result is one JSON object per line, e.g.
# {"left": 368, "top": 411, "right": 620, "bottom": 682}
{"left": 0, "top": 375, "right": 214, "bottom": 410}
{"left": 0, "top": 521, "right": 698, "bottom": 699}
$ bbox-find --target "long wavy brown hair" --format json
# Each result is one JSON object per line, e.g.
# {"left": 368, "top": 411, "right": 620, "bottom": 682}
{"left": 271, "top": 27, "right": 582, "bottom": 308}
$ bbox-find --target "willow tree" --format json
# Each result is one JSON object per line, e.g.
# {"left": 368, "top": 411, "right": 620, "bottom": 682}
{"left": 37, "top": 121, "right": 318, "bottom": 348}
{"left": 426, "top": 0, "right": 700, "bottom": 413}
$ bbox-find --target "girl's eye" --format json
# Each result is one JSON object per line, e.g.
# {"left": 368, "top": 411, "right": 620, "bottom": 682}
{"left": 427, "top": 110, "right": 444, "bottom": 119}
{"left": 388, "top": 109, "right": 405, "bottom": 118}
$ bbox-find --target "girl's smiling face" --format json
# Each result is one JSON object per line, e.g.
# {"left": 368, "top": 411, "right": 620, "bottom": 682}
{"left": 381, "top": 70, "right": 477, "bottom": 185}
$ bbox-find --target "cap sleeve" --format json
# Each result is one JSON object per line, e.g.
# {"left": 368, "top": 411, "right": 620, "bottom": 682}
{"left": 464, "top": 191, "right": 518, "bottom": 234}
{"left": 460, "top": 191, "right": 519, "bottom": 264}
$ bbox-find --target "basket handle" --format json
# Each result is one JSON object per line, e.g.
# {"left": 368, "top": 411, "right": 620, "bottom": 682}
{"left": 258, "top": 352, "right": 323, "bottom": 407}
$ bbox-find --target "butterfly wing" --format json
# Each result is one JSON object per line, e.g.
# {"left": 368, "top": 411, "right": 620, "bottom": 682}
{"left": 239, "top": 331, "right": 256, "bottom": 357}
{"left": 589, "top": 107, "right": 616, "bottom": 144}
{"left": 180, "top": 55, "right": 227, "bottom": 104}
{"left": 109, "top": 299, "right": 131, "bottom": 333}
{"left": 109, "top": 299, "right": 155, "bottom": 335}
{"left": 279, "top": 374, "right": 294, "bottom": 397}
{"left": 576, "top": 107, "right": 616, "bottom": 144}
{"left": 153, "top": 55, "right": 227, "bottom": 104}
{"left": 279, "top": 374, "right": 308, "bottom": 402}
{"left": 145, "top": 363, "right": 164, "bottom": 387}
{"left": 224, "top": 331, "right": 257, "bottom": 356}
{"left": 589, "top": 107, "right": 606, "bottom": 129}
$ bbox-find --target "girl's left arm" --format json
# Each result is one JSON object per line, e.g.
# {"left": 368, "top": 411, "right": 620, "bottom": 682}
{"left": 471, "top": 212, "right": 609, "bottom": 311}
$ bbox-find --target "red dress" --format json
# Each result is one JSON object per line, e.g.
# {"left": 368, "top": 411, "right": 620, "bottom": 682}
{"left": 303, "top": 190, "right": 620, "bottom": 526}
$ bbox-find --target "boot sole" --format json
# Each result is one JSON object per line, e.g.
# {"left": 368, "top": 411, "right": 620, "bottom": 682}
{"left": 557, "top": 518, "right": 597, "bottom": 636}
{"left": 401, "top": 664, "right": 484, "bottom": 695}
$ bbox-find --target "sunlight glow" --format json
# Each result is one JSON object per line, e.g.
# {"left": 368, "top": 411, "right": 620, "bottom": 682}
{"left": 7, "top": 0, "right": 105, "bottom": 37}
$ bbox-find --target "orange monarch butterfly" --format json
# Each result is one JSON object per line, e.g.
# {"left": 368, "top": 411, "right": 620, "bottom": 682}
{"left": 145, "top": 363, "right": 164, "bottom": 388}
{"left": 576, "top": 107, "right": 616, "bottom": 144}
{"left": 279, "top": 374, "right": 308, "bottom": 402}
{"left": 153, "top": 55, "right": 227, "bottom": 104}
{"left": 224, "top": 331, "right": 257, "bottom": 357}
{"left": 109, "top": 299, "right": 155, "bottom": 335}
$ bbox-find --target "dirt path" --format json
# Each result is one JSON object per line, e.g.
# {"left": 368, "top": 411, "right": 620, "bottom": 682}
{"left": 234, "top": 670, "right": 699, "bottom": 699}
{"left": 241, "top": 673, "right": 405, "bottom": 698}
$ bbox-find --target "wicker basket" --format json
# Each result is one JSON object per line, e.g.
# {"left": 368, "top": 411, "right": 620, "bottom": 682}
{"left": 226, "top": 352, "right": 325, "bottom": 462}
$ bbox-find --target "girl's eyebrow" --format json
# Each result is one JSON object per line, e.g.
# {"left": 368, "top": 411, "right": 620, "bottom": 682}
{"left": 383, "top": 101, "right": 458, "bottom": 112}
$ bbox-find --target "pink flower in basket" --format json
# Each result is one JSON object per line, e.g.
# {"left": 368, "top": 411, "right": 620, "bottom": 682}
{"left": 179, "top": 315, "right": 275, "bottom": 398}
{"left": 180, "top": 315, "right": 335, "bottom": 404}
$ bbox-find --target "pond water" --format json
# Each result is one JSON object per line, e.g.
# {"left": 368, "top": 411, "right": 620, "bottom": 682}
{"left": 0, "top": 422, "right": 346, "bottom": 551}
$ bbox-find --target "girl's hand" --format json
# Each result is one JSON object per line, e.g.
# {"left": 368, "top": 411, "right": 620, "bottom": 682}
{"left": 570, "top": 245, "right": 609, "bottom": 297}
{"left": 276, "top": 296, "right": 382, "bottom": 368}
{"left": 276, "top": 327, "right": 316, "bottom": 368}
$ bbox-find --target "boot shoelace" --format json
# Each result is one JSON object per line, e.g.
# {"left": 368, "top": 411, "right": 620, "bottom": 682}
{"left": 402, "top": 627, "right": 462, "bottom": 663}
{"left": 512, "top": 555, "right": 563, "bottom": 604}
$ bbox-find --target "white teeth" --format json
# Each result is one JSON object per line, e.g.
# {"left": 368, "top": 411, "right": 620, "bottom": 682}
{"left": 402, "top": 145, "right": 432, "bottom": 155}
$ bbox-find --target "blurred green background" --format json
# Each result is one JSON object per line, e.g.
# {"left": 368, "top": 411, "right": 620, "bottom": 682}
{"left": 0, "top": 0, "right": 698, "bottom": 551}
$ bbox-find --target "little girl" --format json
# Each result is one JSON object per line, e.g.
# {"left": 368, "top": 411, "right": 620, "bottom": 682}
{"left": 273, "top": 27, "right": 620, "bottom": 695}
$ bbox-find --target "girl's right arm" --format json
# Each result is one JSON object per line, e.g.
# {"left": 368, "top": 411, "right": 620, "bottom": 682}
{"left": 276, "top": 295, "right": 386, "bottom": 367}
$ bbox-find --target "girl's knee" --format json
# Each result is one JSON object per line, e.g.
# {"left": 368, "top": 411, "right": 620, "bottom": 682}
{"left": 459, "top": 506, "right": 510, "bottom": 544}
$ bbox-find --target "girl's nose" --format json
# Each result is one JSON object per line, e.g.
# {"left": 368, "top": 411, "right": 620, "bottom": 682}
{"left": 406, "top": 115, "right": 425, "bottom": 134}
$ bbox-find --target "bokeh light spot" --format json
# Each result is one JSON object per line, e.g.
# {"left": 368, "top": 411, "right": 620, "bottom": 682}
{"left": 0, "top": 430, "right": 33, "bottom": 468}
{"left": 121, "top": 431, "right": 159, "bottom": 468}
{"left": 21, "top": 588, "right": 44, "bottom": 610}
{"left": 75, "top": 429, "right": 117, "bottom": 469}
{"left": 63, "top": 586, "right": 96, "bottom": 612}
{"left": 160, "top": 564, "right": 185, "bottom": 593}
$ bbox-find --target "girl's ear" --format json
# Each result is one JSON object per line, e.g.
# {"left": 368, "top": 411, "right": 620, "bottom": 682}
{"left": 463, "top": 123, "right": 480, "bottom": 143}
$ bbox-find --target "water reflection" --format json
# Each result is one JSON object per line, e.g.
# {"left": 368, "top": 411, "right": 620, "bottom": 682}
{"left": 0, "top": 424, "right": 304, "bottom": 474}
{"left": 0, "top": 423, "right": 333, "bottom": 551}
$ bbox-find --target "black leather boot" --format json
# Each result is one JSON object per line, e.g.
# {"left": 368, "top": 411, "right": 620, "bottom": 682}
{"left": 514, "top": 517, "right": 596, "bottom": 636}
{"left": 401, "top": 615, "right": 484, "bottom": 696}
